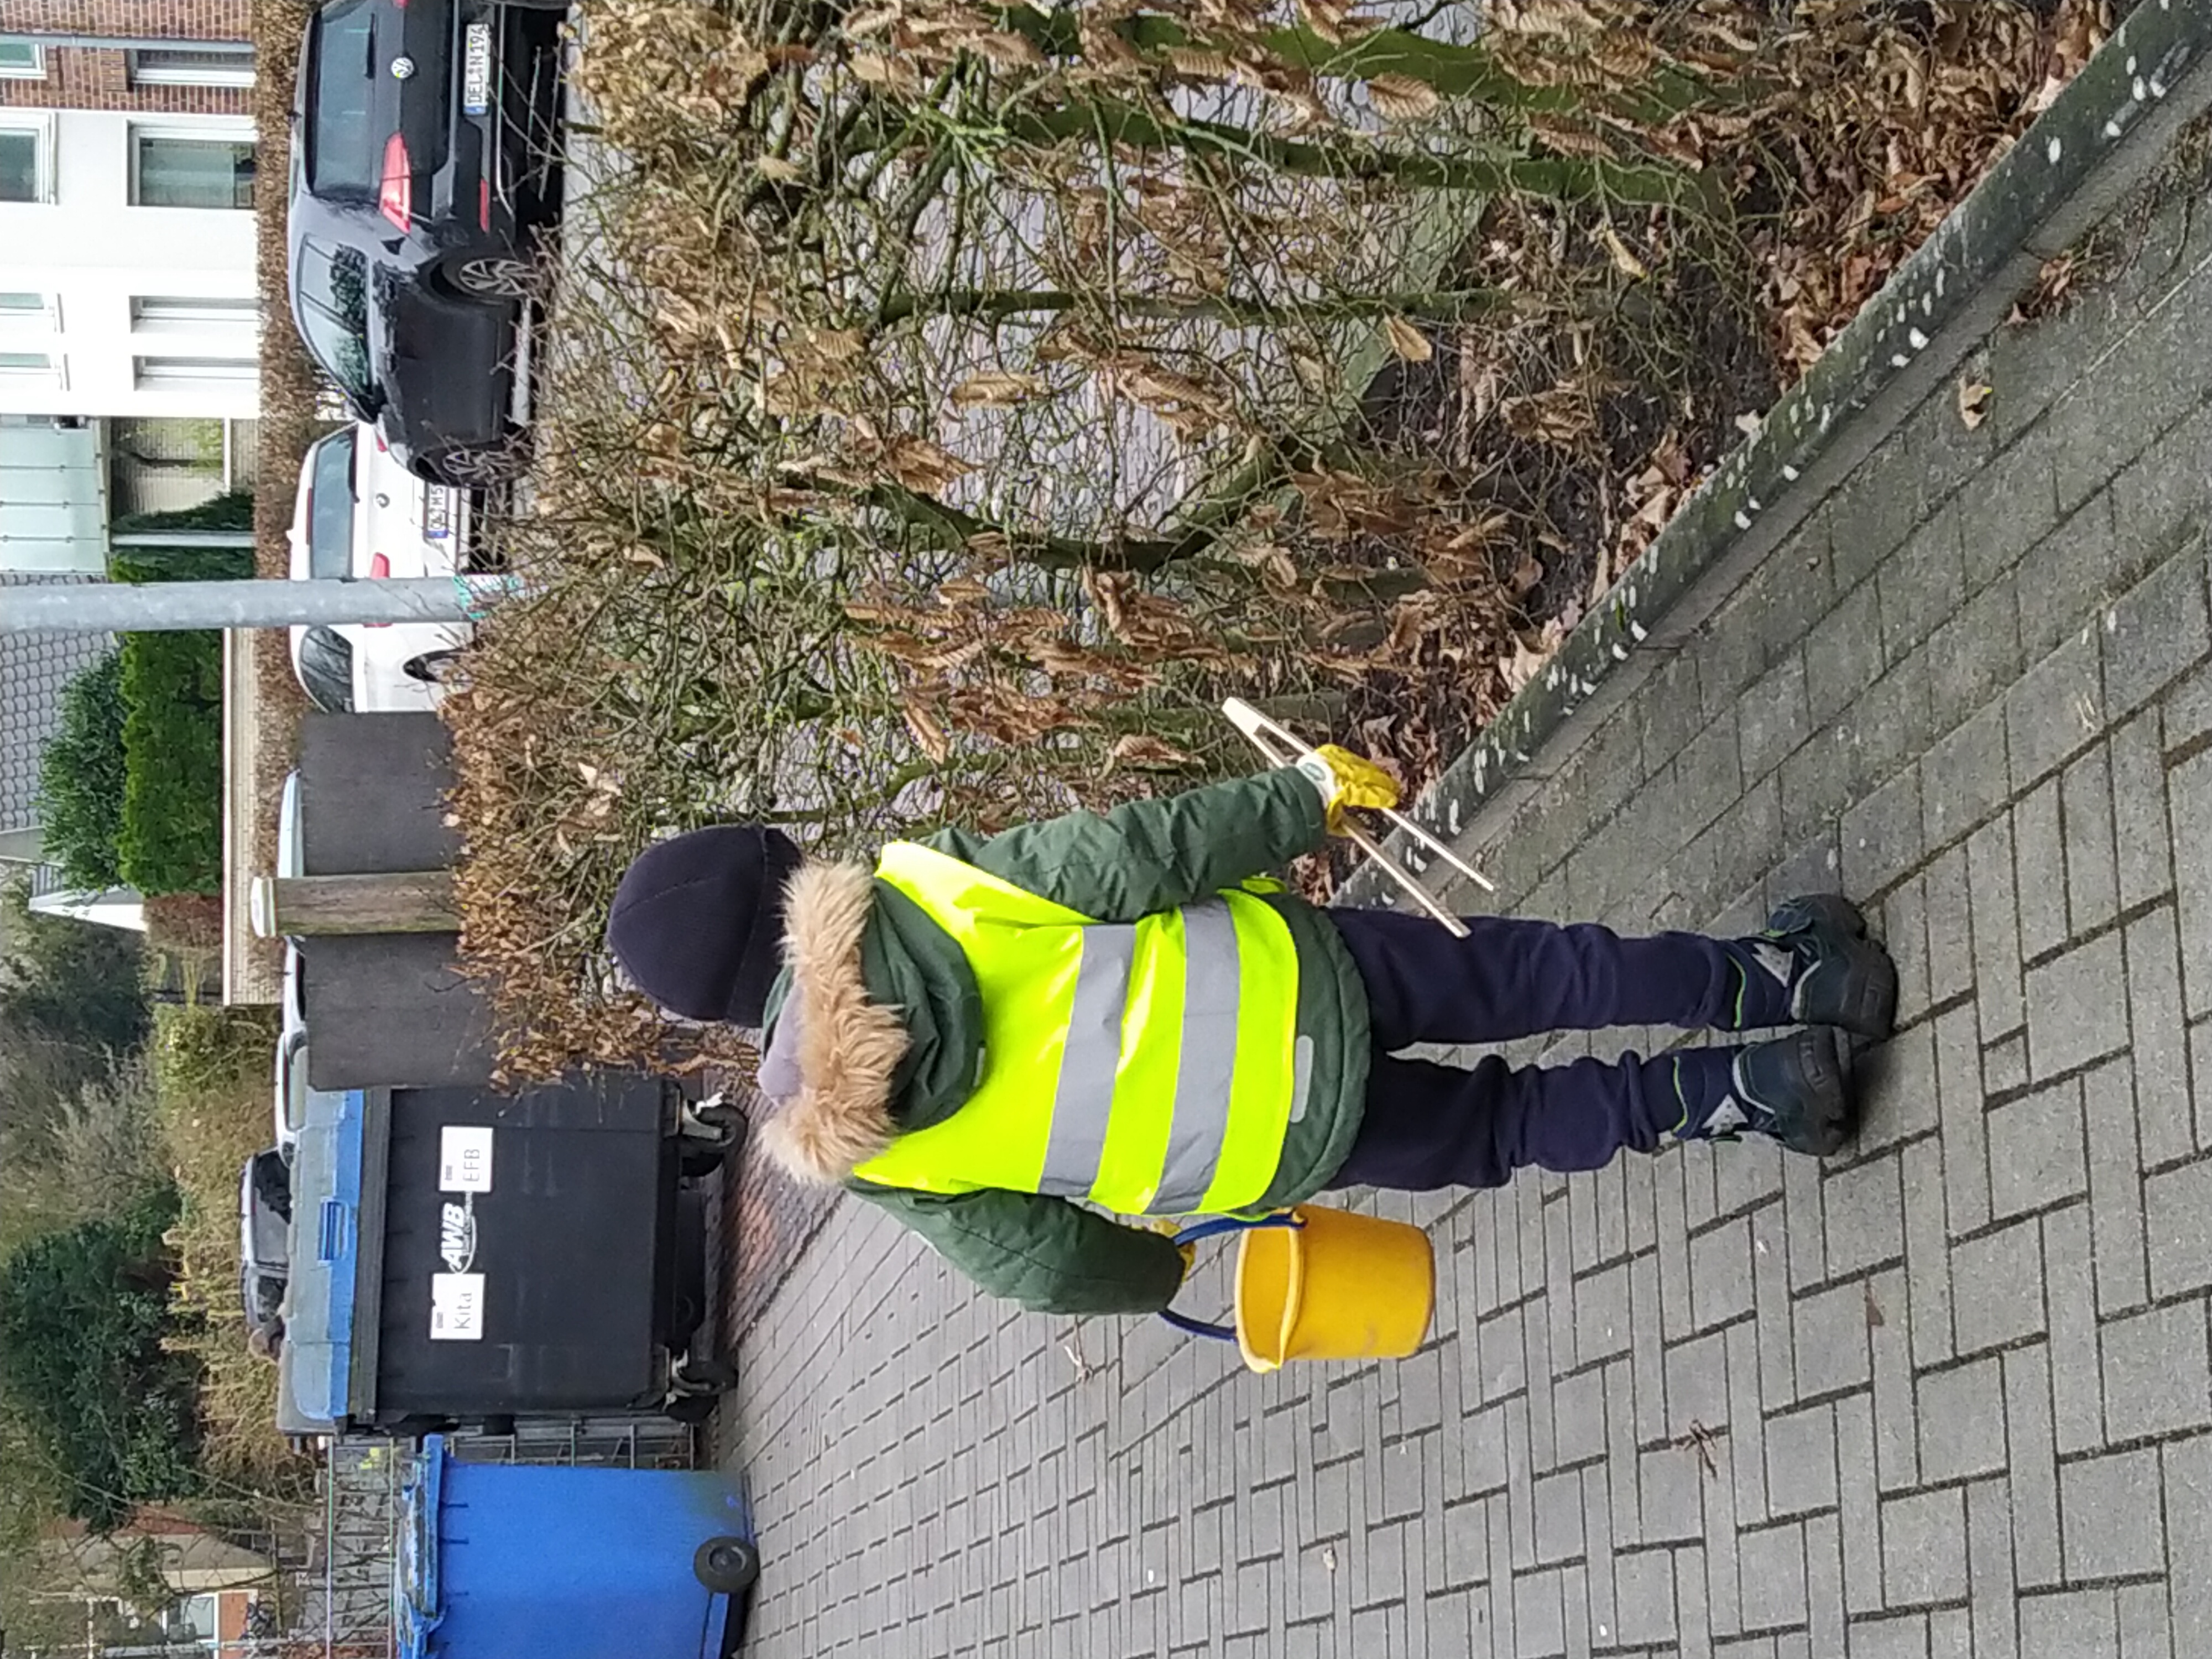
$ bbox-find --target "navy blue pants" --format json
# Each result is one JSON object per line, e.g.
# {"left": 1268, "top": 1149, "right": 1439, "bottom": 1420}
{"left": 1325, "top": 909, "right": 1750, "bottom": 1193}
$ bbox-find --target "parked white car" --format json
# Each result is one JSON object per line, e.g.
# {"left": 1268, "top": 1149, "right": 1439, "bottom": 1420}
{"left": 286, "top": 423, "right": 474, "bottom": 714}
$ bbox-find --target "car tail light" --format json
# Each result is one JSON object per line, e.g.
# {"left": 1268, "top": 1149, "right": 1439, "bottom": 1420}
{"left": 479, "top": 178, "right": 491, "bottom": 232}
{"left": 368, "top": 553, "right": 391, "bottom": 579}
{"left": 378, "top": 133, "right": 413, "bottom": 231}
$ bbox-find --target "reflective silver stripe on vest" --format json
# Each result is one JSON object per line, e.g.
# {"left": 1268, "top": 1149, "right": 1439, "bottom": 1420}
{"left": 1149, "top": 899, "right": 1242, "bottom": 1212}
{"left": 1037, "top": 922, "right": 1136, "bottom": 1196}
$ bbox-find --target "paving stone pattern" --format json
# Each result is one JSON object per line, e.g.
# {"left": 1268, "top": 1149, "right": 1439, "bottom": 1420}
{"left": 726, "top": 182, "right": 2212, "bottom": 1657}
{"left": 716, "top": 1087, "right": 841, "bottom": 1343}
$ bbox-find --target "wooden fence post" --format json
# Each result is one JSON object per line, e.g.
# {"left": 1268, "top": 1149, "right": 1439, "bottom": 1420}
{"left": 249, "top": 872, "right": 458, "bottom": 938}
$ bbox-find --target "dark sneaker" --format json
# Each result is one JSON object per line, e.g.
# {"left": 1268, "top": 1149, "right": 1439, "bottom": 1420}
{"left": 1726, "top": 893, "right": 1898, "bottom": 1040}
{"left": 1682, "top": 1027, "right": 1856, "bottom": 1157}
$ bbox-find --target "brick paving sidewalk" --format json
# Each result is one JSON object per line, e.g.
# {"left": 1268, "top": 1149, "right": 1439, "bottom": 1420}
{"left": 724, "top": 172, "right": 2212, "bottom": 1658}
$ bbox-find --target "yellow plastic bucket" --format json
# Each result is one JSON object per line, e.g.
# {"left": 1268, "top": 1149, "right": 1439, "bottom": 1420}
{"left": 1232, "top": 1204, "right": 1436, "bottom": 1373}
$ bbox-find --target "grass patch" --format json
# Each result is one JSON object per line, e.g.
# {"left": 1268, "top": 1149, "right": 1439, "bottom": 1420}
{"left": 147, "top": 1005, "right": 312, "bottom": 1501}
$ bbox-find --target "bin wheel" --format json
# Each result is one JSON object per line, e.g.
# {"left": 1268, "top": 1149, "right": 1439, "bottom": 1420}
{"left": 676, "top": 1096, "right": 744, "bottom": 1150}
{"left": 694, "top": 1536, "right": 760, "bottom": 1594}
{"left": 679, "top": 1142, "right": 732, "bottom": 1180}
{"left": 671, "top": 1353, "right": 737, "bottom": 1396}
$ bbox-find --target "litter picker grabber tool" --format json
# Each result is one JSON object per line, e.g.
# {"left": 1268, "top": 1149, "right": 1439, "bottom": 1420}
{"left": 1221, "top": 697, "right": 1494, "bottom": 938}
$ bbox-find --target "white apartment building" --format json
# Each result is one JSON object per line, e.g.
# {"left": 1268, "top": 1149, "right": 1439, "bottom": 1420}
{"left": 0, "top": 105, "right": 259, "bottom": 418}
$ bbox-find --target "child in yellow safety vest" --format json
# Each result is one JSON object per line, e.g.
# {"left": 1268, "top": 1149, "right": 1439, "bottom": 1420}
{"left": 607, "top": 749, "right": 1896, "bottom": 1314}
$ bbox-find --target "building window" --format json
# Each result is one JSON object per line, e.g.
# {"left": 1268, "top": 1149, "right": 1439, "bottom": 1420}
{"left": 0, "top": 291, "right": 55, "bottom": 335}
{"left": 0, "top": 124, "right": 49, "bottom": 204}
{"left": 129, "top": 48, "right": 256, "bottom": 90}
{"left": 135, "top": 355, "right": 258, "bottom": 389}
{"left": 0, "top": 349, "right": 61, "bottom": 386}
{"left": 132, "top": 294, "right": 262, "bottom": 332}
{"left": 130, "top": 133, "right": 257, "bottom": 210}
{"left": 0, "top": 41, "right": 44, "bottom": 79}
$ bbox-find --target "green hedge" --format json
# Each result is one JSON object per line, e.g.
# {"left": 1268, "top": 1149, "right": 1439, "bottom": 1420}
{"left": 95, "top": 546, "right": 246, "bottom": 899}
{"left": 33, "top": 653, "right": 128, "bottom": 891}
{"left": 1, "top": 880, "right": 149, "bottom": 1105}
{"left": 116, "top": 632, "right": 223, "bottom": 897}
{"left": 109, "top": 487, "right": 255, "bottom": 539}
{"left": 108, "top": 543, "right": 253, "bottom": 584}
{"left": 0, "top": 1185, "right": 199, "bottom": 1531}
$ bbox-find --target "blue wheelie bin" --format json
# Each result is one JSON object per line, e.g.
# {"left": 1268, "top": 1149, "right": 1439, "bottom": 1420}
{"left": 395, "top": 1437, "right": 760, "bottom": 1659}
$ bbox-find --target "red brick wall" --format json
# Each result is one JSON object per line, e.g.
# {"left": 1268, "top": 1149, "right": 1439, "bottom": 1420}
{"left": 0, "top": 0, "right": 251, "bottom": 39}
{"left": 0, "top": 0, "right": 254, "bottom": 116}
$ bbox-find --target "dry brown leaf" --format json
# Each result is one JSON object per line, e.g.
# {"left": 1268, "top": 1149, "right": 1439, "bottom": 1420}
{"left": 1596, "top": 222, "right": 1650, "bottom": 281}
{"left": 1957, "top": 377, "right": 1992, "bottom": 431}
{"left": 1165, "top": 45, "right": 1234, "bottom": 80}
{"left": 806, "top": 327, "right": 867, "bottom": 363}
{"left": 1367, "top": 74, "right": 1442, "bottom": 122}
{"left": 1108, "top": 733, "right": 1196, "bottom": 769}
{"left": 882, "top": 436, "right": 976, "bottom": 492}
{"left": 970, "top": 30, "right": 1045, "bottom": 67}
{"left": 904, "top": 701, "right": 952, "bottom": 763}
{"left": 1384, "top": 316, "right": 1434, "bottom": 363}
{"left": 948, "top": 371, "right": 1047, "bottom": 408}
{"left": 847, "top": 51, "right": 915, "bottom": 91}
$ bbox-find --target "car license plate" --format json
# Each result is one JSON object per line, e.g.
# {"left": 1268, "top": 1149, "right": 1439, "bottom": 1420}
{"left": 463, "top": 22, "right": 493, "bottom": 115}
{"left": 424, "top": 485, "right": 456, "bottom": 540}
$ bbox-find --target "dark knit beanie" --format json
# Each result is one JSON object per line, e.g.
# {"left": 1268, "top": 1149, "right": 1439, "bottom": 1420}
{"left": 607, "top": 825, "right": 802, "bottom": 1026}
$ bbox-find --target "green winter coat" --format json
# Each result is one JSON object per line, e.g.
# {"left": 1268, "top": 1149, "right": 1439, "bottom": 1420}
{"left": 754, "top": 768, "right": 1371, "bottom": 1316}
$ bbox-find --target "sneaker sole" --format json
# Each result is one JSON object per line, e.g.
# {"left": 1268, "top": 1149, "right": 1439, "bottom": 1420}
{"left": 1777, "top": 894, "right": 1898, "bottom": 1040}
{"left": 1737, "top": 1026, "right": 1858, "bottom": 1157}
{"left": 1805, "top": 933, "right": 1899, "bottom": 1040}
{"left": 1786, "top": 1026, "right": 1856, "bottom": 1157}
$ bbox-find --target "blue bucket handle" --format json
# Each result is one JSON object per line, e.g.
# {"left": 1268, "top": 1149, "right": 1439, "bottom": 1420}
{"left": 1159, "top": 1212, "right": 1303, "bottom": 1344}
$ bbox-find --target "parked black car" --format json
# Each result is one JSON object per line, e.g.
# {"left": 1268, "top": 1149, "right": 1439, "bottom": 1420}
{"left": 239, "top": 1147, "right": 294, "bottom": 1357}
{"left": 286, "top": 0, "right": 566, "bottom": 486}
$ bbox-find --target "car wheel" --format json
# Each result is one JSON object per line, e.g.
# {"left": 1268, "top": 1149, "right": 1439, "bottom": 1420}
{"left": 424, "top": 443, "right": 517, "bottom": 487}
{"left": 692, "top": 1536, "right": 760, "bottom": 1596}
{"left": 404, "top": 649, "right": 465, "bottom": 686}
{"left": 444, "top": 253, "right": 537, "bottom": 300}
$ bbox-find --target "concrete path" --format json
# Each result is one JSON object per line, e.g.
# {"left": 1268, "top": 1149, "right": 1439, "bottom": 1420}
{"left": 724, "top": 169, "right": 2212, "bottom": 1659}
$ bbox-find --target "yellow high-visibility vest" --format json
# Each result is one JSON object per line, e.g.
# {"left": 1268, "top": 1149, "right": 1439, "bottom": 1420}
{"left": 851, "top": 841, "right": 1307, "bottom": 1216}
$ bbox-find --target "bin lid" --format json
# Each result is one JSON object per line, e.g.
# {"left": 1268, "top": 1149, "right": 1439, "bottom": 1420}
{"left": 394, "top": 1436, "right": 449, "bottom": 1659}
{"left": 286, "top": 1086, "right": 384, "bottom": 1423}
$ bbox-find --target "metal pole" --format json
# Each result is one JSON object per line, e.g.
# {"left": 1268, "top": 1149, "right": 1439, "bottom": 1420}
{"left": 0, "top": 576, "right": 517, "bottom": 634}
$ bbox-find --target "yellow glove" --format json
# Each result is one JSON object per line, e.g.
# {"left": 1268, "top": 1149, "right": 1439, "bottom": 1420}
{"left": 1295, "top": 744, "right": 1401, "bottom": 834}
{"left": 1144, "top": 1215, "right": 1197, "bottom": 1272}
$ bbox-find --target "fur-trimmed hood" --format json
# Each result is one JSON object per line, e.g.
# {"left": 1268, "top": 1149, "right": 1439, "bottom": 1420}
{"left": 756, "top": 862, "right": 910, "bottom": 1186}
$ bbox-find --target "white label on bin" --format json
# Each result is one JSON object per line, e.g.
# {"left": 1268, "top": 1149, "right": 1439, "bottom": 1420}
{"left": 439, "top": 1125, "right": 495, "bottom": 1193}
{"left": 430, "top": 1272, "right": 486, "bottom": 1341}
